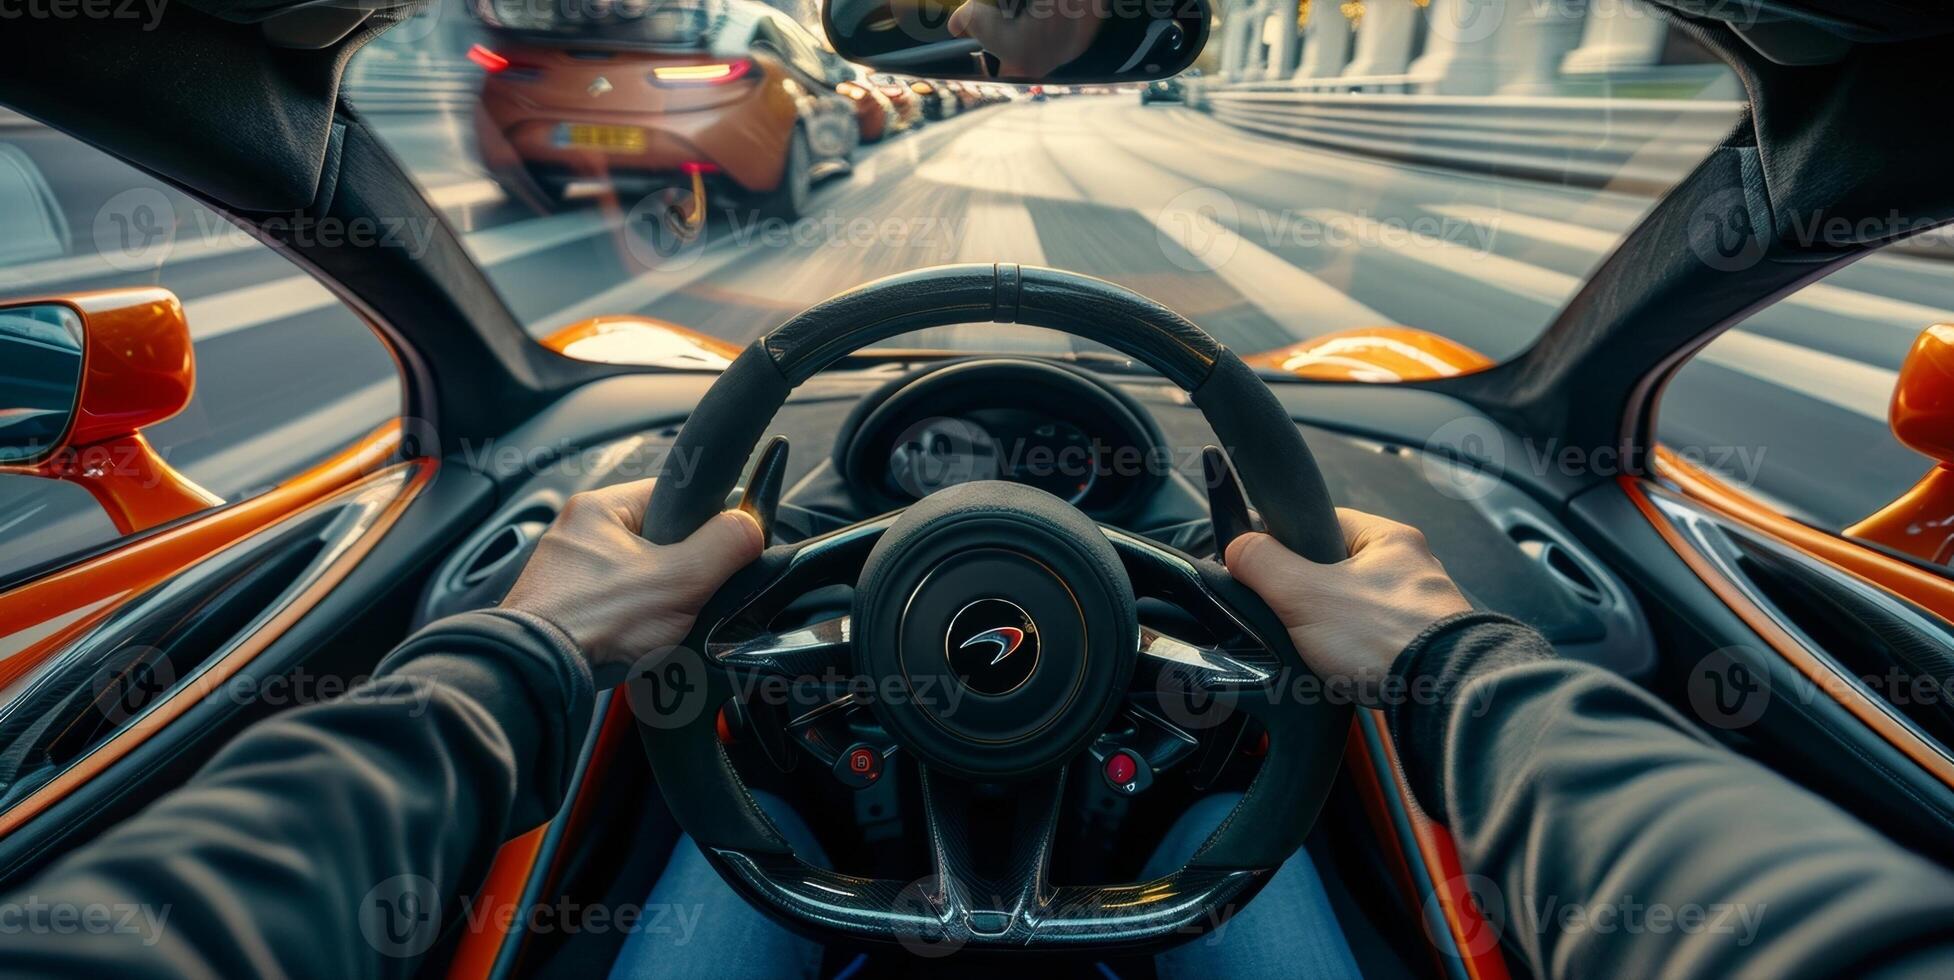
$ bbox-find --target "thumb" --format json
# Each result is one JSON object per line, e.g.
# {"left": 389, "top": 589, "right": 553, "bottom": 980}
{"left": 1224, "top": 531, "right": 1323, "bottom": 621}
{"left": 665, "top": 509, "right": 765, "bottom": 588}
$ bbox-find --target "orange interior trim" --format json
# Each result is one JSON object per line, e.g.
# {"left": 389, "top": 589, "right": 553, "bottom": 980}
{"left": 0, "top": 421, "right": 404, "bottom": 690}
{"left": 0, "top": 457, "right": 433, "bottom": 839}
{"left": 1368, "top": 710, "right": 1512, "bottom": 980}
{"left": 1623, "top": 475, "right": 1954, "bottom": 790}
{"left": 1344, "top": 718, "right": 1453, "bottom": 978}
{"left": 1653, "top": 447, "right": 1954, "bottom": 625}
{"left": 448, "top": 691, "right": 638, "bottom": 978}
{"left": 447, "top": 824, "right": 549, "bottom": 980}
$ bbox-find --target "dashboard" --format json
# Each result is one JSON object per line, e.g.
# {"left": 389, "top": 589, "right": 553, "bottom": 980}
{"left": 835, "top": 358, "right": 1168, "bottom": 521}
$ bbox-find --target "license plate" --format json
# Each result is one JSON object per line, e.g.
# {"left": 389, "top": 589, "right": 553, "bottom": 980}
{"left": 560, "top": 124, "right": 646, "bottom": 152}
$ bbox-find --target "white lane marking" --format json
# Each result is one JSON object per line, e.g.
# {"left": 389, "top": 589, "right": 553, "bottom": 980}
{"left": 954, "top": 200, "right": 1045, "bottom": 265}
{"left": 1430, "top": 202, "right": 1954, "bottom": 332}
{"left": 1148, "top": 205, "right": 1388, "bottom": 335}
{"left": 1695, "top": 330, "right": 1895, "bottom": 422}
{"left": 529, "top": 239, "right": 747, "bottom": 336}
{"left": 183, "top": 209, "right": 618, "bottom": 340}
{"left": 1425, "top": 203, "right": 1619, "bottom": 253}
{"left": 1301, "top": 207, "right": 1576, "bottom": 304}
{"left": 1306, "top": 206, "right": 1903, "bottom": 419}
{"left": 178, "top": 378, "right": 399, "bottom": 496}
{"left": 422, "top": 177, "right": 503, "bottom": 210}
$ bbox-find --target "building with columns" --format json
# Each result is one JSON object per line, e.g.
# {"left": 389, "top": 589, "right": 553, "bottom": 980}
{"left": 1214, "top": 0, "right": 1736, "bottom": 99}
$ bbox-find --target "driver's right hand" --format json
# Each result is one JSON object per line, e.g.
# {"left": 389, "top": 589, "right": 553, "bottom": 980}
{"left": 501, "top": 478, "right": 764, "bottom": 687}
{"left": 1225, "top": 508, "right": 1471, "bottom": 701}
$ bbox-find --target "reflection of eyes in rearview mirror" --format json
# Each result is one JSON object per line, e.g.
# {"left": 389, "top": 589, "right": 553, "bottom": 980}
{"left": 0, "top": 303, "right": 84, "bottom": 464}
{"left": 823, "top": 0, "right": 1209, "bottom": 84}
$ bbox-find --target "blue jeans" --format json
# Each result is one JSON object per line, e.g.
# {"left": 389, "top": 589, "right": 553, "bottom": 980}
{"left": 608, "top": 792, "right": 1360, "bottom": 980}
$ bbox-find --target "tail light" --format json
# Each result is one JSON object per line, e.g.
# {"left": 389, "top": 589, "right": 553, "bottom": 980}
{"left": 467, "top": 44, "right": 510, "bottom": 73}
{"left": 650, "top": 58, "right": 755, "bottom": 87}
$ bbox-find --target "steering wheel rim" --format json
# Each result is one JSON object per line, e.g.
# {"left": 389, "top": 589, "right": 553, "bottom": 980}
{"left": 629, "top": 264, "right": 1350, "bottom": 953}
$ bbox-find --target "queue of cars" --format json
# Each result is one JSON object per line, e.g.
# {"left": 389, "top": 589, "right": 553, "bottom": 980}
{"left": 468, "top": 0, "right": 1018, "bottom": 220}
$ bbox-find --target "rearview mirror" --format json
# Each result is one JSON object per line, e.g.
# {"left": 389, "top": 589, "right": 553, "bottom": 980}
{"left": 823, "top": 0, "right": 1208, "bottom": 83}
{"left": 0, "top": 303, "right": 84, "bottom": 464}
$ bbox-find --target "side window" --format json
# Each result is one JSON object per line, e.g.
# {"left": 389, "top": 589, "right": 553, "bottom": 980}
{"left": 0, "top": 117, "right": 402, "bottom": 581}
{"left": 1655, "top": 231, "right": 1952, "bottom": 557}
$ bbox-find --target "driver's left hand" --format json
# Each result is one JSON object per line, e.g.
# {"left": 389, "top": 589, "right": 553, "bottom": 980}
{"left": 501, "top": 478, "right": 764, "bottom": 686}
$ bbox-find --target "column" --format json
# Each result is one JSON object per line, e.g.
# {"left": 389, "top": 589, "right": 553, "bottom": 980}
{"left": 1408, "top": 0, "right": 1507, "bottom": 94}
{"left": 1221, "top": 0, "right": 1258, "bottom": 81}
{"left": 1343, "top": 0, "right": 1420, "bottom": 80}
{"left": 1294, "top": 2, "right": 1353, "bottom": 78}
{"left": 1560, "top": 0, "right": 1666, "bottom": 75}
{"left": 1493, "top": 0, "right": 1588, "bottom": 94}
{"left": 1262, "top": 0, "right": 1304, "bottom": 79}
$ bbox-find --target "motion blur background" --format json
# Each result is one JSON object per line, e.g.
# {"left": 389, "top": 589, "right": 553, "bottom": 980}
{"left": 1, "top": 0, "right": 1942, "bottom": 576}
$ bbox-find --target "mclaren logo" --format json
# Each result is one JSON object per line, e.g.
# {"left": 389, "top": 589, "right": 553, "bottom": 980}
{"left": 958, "top": 626, "right": 1027, "bottom": 666}
{"left": 946, "top": 599, "right": 1040, "bottom": 696}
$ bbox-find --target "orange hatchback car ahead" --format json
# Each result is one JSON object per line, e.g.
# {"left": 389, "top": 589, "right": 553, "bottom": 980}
{"left": 471, "top": 0, "right": 857, "bottom": 219}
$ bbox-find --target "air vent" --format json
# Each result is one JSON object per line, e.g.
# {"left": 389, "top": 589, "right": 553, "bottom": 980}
{"left": 1510, "top": 527, "right": 1605, "bottom": 605}
{"left": 456, "top": 506, "right": 554, "bottom": 589}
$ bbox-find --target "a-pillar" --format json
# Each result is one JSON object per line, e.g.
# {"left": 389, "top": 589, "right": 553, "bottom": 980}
{"left": 1407, "top": 0, "right": 1507, "bottom": 94}
{"left": 1294, "top": 2, "right": 1354, "bottom": 78}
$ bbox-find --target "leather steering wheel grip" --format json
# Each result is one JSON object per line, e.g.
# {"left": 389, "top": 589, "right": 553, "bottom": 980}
{"left": 643, "top": 263, "right": 1347, "bottom": 569}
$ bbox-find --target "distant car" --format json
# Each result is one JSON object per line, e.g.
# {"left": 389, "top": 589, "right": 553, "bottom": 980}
{"left": 827, "top": 54, "right": 892, "bottom": 143}
{"left": 909, "top": 79, "right": 956, "bottom": 120}
{"left": 1028, "top": 84, "right": 1048, "bottom": 102}
{"left": 868, "top": 72, "right": 925, "bottom": 130}
{"left": 1140, "top": 77, "right": 1184, "bottom": 104}
{"left": 471, "top": 0, "right": 856, "bottom": 219}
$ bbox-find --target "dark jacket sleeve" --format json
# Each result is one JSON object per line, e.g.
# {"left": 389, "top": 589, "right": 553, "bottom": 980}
{"left": 0, "top": 608, "right": 594, "bottom": 979}
{"left": 1384, "top": 612, "right": 1954, "bottom": 979}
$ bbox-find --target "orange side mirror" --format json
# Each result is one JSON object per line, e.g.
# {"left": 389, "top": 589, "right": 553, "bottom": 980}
{"left": 1847, "top": 324, "right": 1954, "bottom": 563}
{"left": 0, "top": 288, "right": 220, "bottom": 535}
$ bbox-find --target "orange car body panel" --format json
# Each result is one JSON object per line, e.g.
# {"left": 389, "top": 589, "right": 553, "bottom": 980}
{"left": 1245, "top": 327, "right": 1496, "bottom": 382}
{"left": 477, "top": 42, "right": 797, "bottom": 193}
{"left": 536, "top": 314, "right": 741, "bottom": 366}
{"left": 0, "top": 289, "right": 222, "bottom": 534}
{"left": 1846, "top": 323, "right": 1954, "bottom": 563}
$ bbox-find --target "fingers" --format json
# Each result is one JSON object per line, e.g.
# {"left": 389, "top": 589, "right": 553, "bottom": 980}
{"left": 1225, "top": 530, "right": 1314, "bottom": 598}
{"left": 948, "top": 3, "right": 972, "bottom": 36}
{"left": 571, "top": 477, "right": 660, "bottom": 535}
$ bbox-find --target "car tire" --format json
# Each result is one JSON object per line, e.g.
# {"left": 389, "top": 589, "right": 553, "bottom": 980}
{"left": 760, "top": 127, "right": 812, "bottom": 221}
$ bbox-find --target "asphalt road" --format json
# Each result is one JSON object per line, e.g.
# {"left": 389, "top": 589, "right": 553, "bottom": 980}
{"left": 2, "top": 95, "right": 1946, "bottom": 575}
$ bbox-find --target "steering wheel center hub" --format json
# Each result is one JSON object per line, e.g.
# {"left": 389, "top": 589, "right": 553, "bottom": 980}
{"left": 853, "top": 482, "right": 1136, "bottom": 780}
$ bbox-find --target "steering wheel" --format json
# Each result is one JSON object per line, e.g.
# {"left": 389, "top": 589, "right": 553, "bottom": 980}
{"left": 630, "top": 264, "right": 1349, "bottom": 953}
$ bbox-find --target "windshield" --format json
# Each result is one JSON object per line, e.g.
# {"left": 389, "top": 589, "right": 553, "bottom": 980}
{"left": 349, "top": 0, "right": 1741, "bottom": 375}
